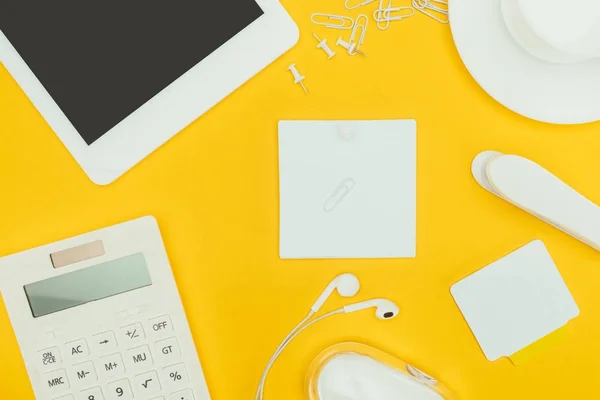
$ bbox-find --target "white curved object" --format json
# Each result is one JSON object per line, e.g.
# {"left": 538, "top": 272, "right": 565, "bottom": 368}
{"left": 449, "top": 0, "right": 600, "bottom": 124}
{"left": 518, "top": 0, "right": 600, "bottom": 59}
{"left": 317, "top": 355, "right": 444, "bottom": 400}
{"left": 472, "top": 151, "right": 600, "bottom": 250}
{"left": 501, "top": 1, "right": 588, "bottom": 64}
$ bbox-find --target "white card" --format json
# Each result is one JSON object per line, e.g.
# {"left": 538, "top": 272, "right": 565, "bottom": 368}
{"left": 451, "top": 240, "right": 580, "bottom": 361}
{"left": 278, "top": 120, "right": 416, "bottom": 259}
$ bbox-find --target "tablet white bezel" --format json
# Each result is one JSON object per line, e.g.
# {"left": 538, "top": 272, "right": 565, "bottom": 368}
{"left": 0, "top": 0, "right": 298, "bottom": 185}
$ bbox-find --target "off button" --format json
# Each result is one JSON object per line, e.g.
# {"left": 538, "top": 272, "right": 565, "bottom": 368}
{"left": 149, "top": 315, "right": 173, "bottom": 336}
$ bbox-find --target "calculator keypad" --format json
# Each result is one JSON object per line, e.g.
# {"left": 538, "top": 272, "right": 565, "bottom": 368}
{"left": 170, "top": 389, "right": 194, "bottom": 400}
{"left": 106, "top": 378, "right": 133, "bottom": 400}
{"left": 149, "top": 315, "right": 173, "bottom": 336}
{"left": 162, "top": 363, "right": 188, "bottom": 389}
{"left": 45, "top": 369, "right": 70, "bottom": 393}
{"left": 79, "top": 386, "right": 104, "bottom": 400}
{"left": 91, "top": 331, "right": 118, "bottom": 354}
{"left": 135, "top": 370, "right": 162, "bottom": 394}
{"left": 120, "top": 323, "right": 146, "bottom": 344}
{"left": 98, "top": 354, "right": 125, "bottom": 378}
{"left": 66, "top": 339, "right": 90, "bottom": 361}
{"left": 155, "top": 337, "right": 181, "bottom": 364}
{"left": 126, "top": 345, "right": 154, "bottom": 370}
{"left": 54, "top": 395, "right": 74, "bottom": 400}
{"left": 38, "top": 315, "right": 195, "bottom": 400}
{"left": 39, "top": 346, "right": 62, "bottom": 368}
{"left": 68, "top": 361, "right": 98, "bottom": 386}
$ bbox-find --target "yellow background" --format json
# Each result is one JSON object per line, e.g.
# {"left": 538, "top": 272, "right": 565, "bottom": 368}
{"left": 2, "top": 1, "right": 600, "bottom": 399}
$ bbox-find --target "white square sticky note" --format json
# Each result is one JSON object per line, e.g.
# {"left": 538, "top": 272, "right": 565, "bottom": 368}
{"left": 278, "top": 120, "right": 416, "bottom": 259}
{"left": 451, "top": 240, "right": 579, "bottom": 361}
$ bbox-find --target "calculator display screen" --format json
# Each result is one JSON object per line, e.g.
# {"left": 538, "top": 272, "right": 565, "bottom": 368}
{"left": 24, "top": 253, "right": 152, "bottom": 318}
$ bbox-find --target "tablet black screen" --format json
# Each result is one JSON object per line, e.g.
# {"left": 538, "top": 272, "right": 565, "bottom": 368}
{"left": 0, "top": 1, "right": 264, "bottom": 145}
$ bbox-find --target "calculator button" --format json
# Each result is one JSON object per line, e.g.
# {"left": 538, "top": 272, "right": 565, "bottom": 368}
{"left": 170, "top": 389, "right": 194, "bottom": 400}
{"left": 69, "top": 361, "right": 97, "bottom": 386}
{"left": 126, "top": 345, "right": 153, "bottom": 370}
{"left": 53, "top": 395, "right": 74, "bottom": 400}
{"left": 44, "top": 369, "right": 70, "bottom": 393}
{"left": 134, "top": 370, "right": 161, "bottom": 394}
{"left": 120, "top": 322, "right": 145, "bottom": 344}
{"left": 149, "top": 315, "right": 173, "bottom": 336}
{"left": 98, "top": 353, "right": 125, "bottom": 378}
{"left": 38, "top": 346, "right": 62, "bottom": 368}
{"left": 91, "top": 331, "right": 117, "bottom": 354}
{"left": 79, "top": 386, "right": 104, "bottom": 400}
{"left": 155, "top": 337, "right": 181, "bottom": 364}
{"left": 106, "top": 378, "right": 134, "bottom": 400}
{"left": 162, "top": 363, "right": 188, "bottom": 388}
{"left": 65, "top": 339, "right": 90, "bottom": 360}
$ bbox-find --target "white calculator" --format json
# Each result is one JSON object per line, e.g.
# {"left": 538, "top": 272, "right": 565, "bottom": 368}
{"left": 0, "top": 217, "right": 212, "bottom": 400}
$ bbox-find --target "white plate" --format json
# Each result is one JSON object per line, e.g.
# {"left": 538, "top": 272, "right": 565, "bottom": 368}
{"left": 449, "top": 0, "right": 600, "bottom": 125}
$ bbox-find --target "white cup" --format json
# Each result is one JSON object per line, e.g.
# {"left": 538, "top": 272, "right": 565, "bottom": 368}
{"left": 501, "top": 0, "right": 600, "bottom": 64}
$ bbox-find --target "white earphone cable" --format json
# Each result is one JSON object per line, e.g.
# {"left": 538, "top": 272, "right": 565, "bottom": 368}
{"left": 255, "top": 309, "right": 343, "bottom": 400}
{"left": 254, "top": 312, "right": 314, "bottom": 400}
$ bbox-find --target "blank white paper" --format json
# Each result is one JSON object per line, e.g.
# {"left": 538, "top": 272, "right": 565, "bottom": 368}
{"left": 278, "top": 120, "right": 417, "bottom": 259}
{"left": 451, "top": 240, "right": 579, "bottom": 361}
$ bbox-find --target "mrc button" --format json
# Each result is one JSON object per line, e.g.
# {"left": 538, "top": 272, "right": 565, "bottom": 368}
{"left": 149, "top": 315, "right": 173, "bottom": 335}
{"left": 43, "top": 369, "right": 69, "bottom": 393}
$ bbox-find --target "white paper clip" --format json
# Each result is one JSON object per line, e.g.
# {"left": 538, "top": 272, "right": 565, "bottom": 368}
{"left": 323, "top": 178, "right": 356, "bottom": 212}
{"left": 287, "top": 64, "right": 307, "bottom": 94}
{"left": 344, "top": 0, "right": 377, "bottom": 10}
{"left": 311, "top": 13, "right": 355, "bottom": 30}
{"left": 412, "top": 0, "right": 448, "bottom": 24}
{"left": 374, "top": 0, "right": 415, "bottom": 30}
{"left": 472, "top": 151, "right": 600, "bottom": 251}
{"left": 349, "top": 15, "right": 368, "bottom": 56}
{"left": 313, "top": 33, "right": 336, "bottom": 59}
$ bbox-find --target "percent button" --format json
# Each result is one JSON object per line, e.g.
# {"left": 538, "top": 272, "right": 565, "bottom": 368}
{"left": 163, "top": 363, "right": 188, "bottom": 388}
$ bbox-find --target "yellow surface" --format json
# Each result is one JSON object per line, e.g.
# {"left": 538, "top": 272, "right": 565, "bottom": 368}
{"left": 1, "top": 1, "right": 600, "bottom": 399}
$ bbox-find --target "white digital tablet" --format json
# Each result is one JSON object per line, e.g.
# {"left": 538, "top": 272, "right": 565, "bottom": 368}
{"left": 0, "top": 1, "right": 298, "bottom": 185}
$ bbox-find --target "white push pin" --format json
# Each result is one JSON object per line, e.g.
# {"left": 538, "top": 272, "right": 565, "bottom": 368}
{"left": 288, "top": 63, "right": 308, "bottom": 94}
{"left": 313, "top": 33, "right": 336, "bottom": 59}
{"left": 337, "top": 37, "right": 367, "bottom": 56}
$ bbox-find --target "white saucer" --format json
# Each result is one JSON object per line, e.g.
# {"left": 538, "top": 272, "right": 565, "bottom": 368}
{"left": 449, "top": 0, "right": 600, "bottom": 125}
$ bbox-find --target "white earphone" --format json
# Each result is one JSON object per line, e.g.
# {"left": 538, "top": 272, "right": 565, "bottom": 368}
{"left": 255, "top": 274, "right": 399, "bottom": 400}
{"left": 310, "top": 273, "right": 360, "bottom": 313}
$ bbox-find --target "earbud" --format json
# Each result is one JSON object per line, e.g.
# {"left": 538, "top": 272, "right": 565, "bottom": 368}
{"left": 310, "top": 273, "right": 360, "bottom": 313}
{"left": 343, "top": 299, "right": 399, "bottom": 320}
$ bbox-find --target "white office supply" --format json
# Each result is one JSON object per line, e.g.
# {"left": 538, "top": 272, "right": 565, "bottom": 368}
{"left": 344, "top": 0, "right": 377, "bottom": 10}
{"left": 255, "top": 274, "right": 398, "bottom": 400}
{"left": 337, "top": 37, "right": 367, "bottom": 57}
{"left": 501, "top": 1, "right": 591, "bottom": 64}
{"left": 311, "top": 14, "right": 355, "bottom": 30}
{"left": 278, "top": 120, "right": 416, "bottom": 259}
{"left": 472, "top": 151, "right": 600, "bottom": 252}
{"left": 502, "top": 0, "right": 600, "bottom": 63}
{"left": 374, "top": 1, "right": 415, "bottom": 31}
{"left": 287, "top": 64, "right": 308, "bottom": 94}
{"left": 413, "top": 0, "right": 448, "bottom": 24}
{"left": 349, "top": 15, "right": 368, "bottom": 56}
{"left": 0, "top": 1, "right": 298, "bottom": 185}
{"left": 307, "top": 343, "right": 455, "bottom": 400}
{"left": 314, "top": 356, "right": 443, "bottom": 400}
{"left": 313, "top": 33, "right": 337, "bottom": 59}
{"left": 451, "top": 240, "right": 580, "bottom": 363}
{"left": 0, "top": 217, "right": 211, "bottom": 400}
{"left": 449, "top": 0, "right": 600, "bottom": 124}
